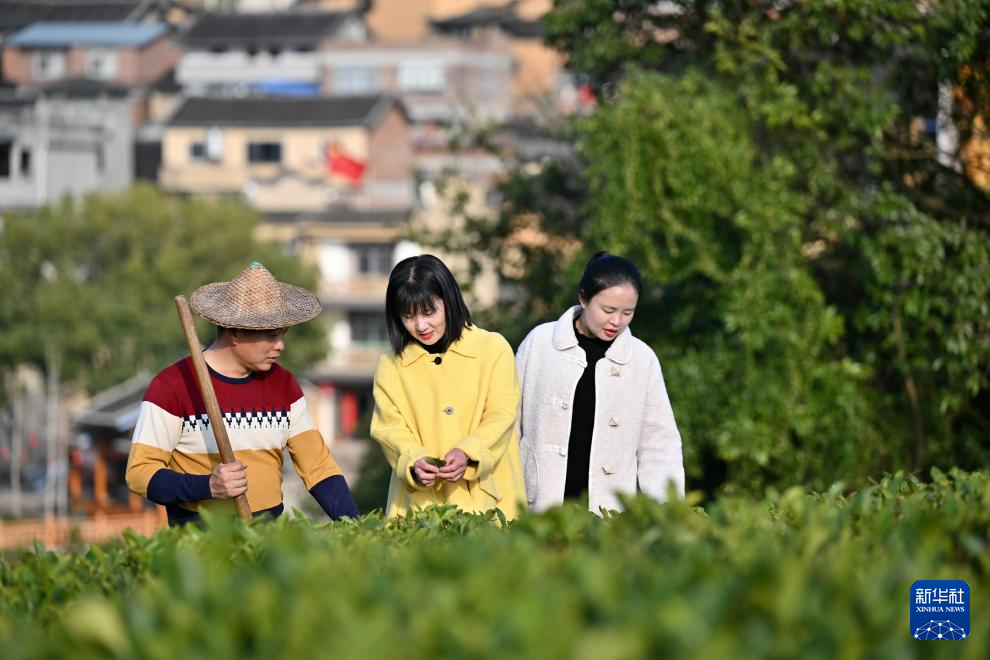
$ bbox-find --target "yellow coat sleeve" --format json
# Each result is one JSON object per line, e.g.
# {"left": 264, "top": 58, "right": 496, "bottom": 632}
{"left": 458, "top": 337, "right": 520, "bottom": 483}
{"left": 370, "top": 355, "right": 432, "bottom": 491}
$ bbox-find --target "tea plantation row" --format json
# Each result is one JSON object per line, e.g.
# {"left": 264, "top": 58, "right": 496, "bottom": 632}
{"left": 1, "top": 469, "right": 987, "bottom": 658}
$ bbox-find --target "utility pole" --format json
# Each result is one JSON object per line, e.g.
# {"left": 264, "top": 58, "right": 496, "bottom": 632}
{"left": 8, "top": 376, "right": 24, "bottom": 517}
{"left": 43, "top": 345, "right": 60, "bottom": 521}
{"left": 35, "top": 94, "right": 49, "bottom": 207}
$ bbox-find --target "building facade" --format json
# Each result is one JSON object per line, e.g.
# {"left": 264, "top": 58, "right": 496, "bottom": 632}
{"left": 175, "top": 10, "right": 367, "bottom": 96}
{"left": 2, "top": 21, "right": 182, "bottom": 88}
{"left": 160, "top": 93, "right": 417, "bottom": 444}
{"left": 0, "top": 86, "right": 134, "bottom": 210}
{"left": 321, "top": 37, "right": 515, "bottom": 125}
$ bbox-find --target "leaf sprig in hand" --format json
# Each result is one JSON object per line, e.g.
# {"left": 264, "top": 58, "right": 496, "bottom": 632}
{"left": 424, "top": 457, "right": 447, "bottom": 468}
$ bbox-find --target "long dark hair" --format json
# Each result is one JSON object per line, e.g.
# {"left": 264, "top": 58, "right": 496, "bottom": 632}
{"left": 385, "top": 254, "right": 472, "bottom": 355}
{"left": 578, "top": 251, "right": 642, "bottom": 302}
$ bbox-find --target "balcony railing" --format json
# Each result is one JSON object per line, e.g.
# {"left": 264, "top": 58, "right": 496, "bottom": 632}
{"left": 314, "top": 345, "right": 388, "bottom": 382}
{"left": 320, "top": 274, "right": 389, "bottom": 304}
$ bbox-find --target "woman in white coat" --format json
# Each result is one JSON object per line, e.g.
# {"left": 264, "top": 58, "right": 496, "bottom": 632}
{"left": 515, "top": 252, "right": 684, "bottom": 513}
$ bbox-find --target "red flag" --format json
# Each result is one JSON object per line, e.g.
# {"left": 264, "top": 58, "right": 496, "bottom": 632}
{"left": 325, "top": 144, "right": 366, "bottom": 185}
{"left": 578, "top": 83, "right": 598, "bottom": 107}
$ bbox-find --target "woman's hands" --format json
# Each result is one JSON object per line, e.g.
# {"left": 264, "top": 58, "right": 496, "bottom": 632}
{"left": 412, "top": 458, "right": 440, "bottom": 487}
{"left": 437, "top": 448, "right": 469, "bottom": 482}
{"left": 413, "top": 448, "right": 470, "bottom": 486}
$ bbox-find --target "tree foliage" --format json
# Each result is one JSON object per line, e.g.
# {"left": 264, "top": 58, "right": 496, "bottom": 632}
{"left": 410, "top": 114, "right": 591, "bottom": 342}
{"left": 0, "top": 185, "right": 327, "bottom": 399}
{"left": 578, "top": 70, "right": 884, "bottom": 492}
{"left": 426, "top": 0, "right": 990, "bottom": 494}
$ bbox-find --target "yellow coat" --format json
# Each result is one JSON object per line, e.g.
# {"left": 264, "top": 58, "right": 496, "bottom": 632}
{"left": 371, "top": 325, "right": 525, "bottom": 519}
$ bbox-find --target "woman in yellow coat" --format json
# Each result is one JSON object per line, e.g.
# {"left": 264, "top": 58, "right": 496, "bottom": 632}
{"left": 371, "top": 254, "right": 525, "bottom": 519}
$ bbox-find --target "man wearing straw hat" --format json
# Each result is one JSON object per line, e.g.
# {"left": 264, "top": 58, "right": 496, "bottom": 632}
{"left": 125, "top": 262, "right": 359, "bottom": 525}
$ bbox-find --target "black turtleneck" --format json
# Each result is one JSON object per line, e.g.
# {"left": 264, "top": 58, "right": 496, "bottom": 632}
{"left": 422, "top": 340, "right": 445, "bottom": 355}
{"left": 564, "top": 319, "right": 613, "bottom": 500}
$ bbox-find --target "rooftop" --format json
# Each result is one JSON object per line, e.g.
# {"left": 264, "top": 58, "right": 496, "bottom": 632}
{"left": 168, "top": 94, "right": 400, "bottom": 128}
{"left": 264, "top": 207, "right": 411, "bottom": 225}
{"left": 33, "top": 76, "right": 131, "bottom": 95}
{"left": 7, "top": 21, "right": 169, "bottom": 47}
{"left": 182, "top": 11, "right": 349, "bottom": 49}
{"left": 73, "top": 371, "right": 152, "bottom": 434}
{"left": 0, "top": 96, "right": 36, "bottom": 111}
{"left": 151, "top": 67, "right": 179, "bottom": 93}
{"left": 430, "top": 5, "right": 543, "bottom": 39}
{"left": 0, "top": 0, "right": 143, "bottom": 36}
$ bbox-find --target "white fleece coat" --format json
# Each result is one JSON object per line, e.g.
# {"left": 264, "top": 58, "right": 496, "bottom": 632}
{"left": 515, "top": 306, "right": 685, "bottom": 513}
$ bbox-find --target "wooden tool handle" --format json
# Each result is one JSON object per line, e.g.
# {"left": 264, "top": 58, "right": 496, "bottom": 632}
{"left": 175, "top": 295, "right": 252, "bottom": 521}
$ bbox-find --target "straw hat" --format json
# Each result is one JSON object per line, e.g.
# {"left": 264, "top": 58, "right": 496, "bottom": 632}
{"left": 190, "top": 262, "right": 322, "bottom": 329}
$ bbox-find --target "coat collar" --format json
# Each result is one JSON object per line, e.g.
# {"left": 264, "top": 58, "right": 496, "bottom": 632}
{"left": 551, "top": 305, "right": 634, "bottom": 364}
{"left": 399, "top": 324, "right": 482, "bottom": 366}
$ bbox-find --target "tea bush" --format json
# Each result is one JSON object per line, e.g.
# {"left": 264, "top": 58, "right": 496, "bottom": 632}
{"left": 1, "top": 469, "right": 987, "bottom": 658}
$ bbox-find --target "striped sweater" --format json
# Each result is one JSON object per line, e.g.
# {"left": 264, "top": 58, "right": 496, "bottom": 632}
{"left": 125, "top": 356, "right": 357, "bottom": 523}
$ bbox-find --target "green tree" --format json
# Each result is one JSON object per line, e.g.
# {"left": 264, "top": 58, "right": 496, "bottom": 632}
{"left": 425, "top": 0, "right": 990, "bottom": 494}
{"left": 577, "top": 71, "right": 882, "bottom": 493}
{"left": 0, "top": 185, "right": 327, "bottom": 400}
{"left": 418, "top": 125, "right": 590, "bottom": 345}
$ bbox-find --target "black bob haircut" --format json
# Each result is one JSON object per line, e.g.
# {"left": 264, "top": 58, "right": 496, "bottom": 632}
{"left": 578, "top": 251, "right": 642, "bottom": 302}
{"left": 385, "top": 254, "right": 472, "bottom": 355}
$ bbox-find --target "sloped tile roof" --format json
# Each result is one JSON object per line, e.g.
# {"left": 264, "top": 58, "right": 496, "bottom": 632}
{"left": 7, "top": 21, "right": 168, "bottom": 47}
{"left": 182, "top": 11, "right": 348, "bottom": 48}
{"left": 430, "top": 5, "right": 543, "bottom": 39}
{"left": 0, "top": 0, "right": 142, "bottom": 36}
{"left": 167, "top": 94, "right": 399, "bottom": 128}
{"left": 33, "top": 76, "right": 131, "bottom": 95}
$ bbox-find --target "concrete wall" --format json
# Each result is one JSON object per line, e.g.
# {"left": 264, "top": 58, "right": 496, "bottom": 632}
{"left": 321, "top": 42, "right": 514, "bottom": 123}
{"left": 367, "top": 105, "right": 413, "bottom": 182}
{"left": 176, "top": 50, "right": 323, "bottom": 91}
{"left": 0, "top": 96, "right": 133, "bottom": 210}
{"left": 160, "top": 125, "right": 368, "bottom": 193}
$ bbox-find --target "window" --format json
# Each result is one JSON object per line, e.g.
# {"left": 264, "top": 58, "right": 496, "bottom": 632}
{"left": 33, "top": 50, "right": 67, "bottom": 81}
{"left": 85, "top": 48, "right": 118, "bottom": 80}
{"left": 353, "top": 243, "right": 393, "bottom": 275}
{"left": 190, "top": 128, "right": 222, "bottom": 163}
{"left": 247, "top": 142, "right": 281, "bottom": 163}
{"left": 349, "top": 312, "right": 387, "bottom": 345}
{"left": 398, "top": 62, "right": 445, "bottom": 92}
{"left": 20, "top": 148, "right": 31, "bottom": 176}
{"left": 333, "top": 67, "right": 377, "bottom": 94}
{"left": 0, "top": 141, "right": 11, "bottom": 178}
